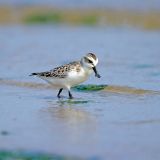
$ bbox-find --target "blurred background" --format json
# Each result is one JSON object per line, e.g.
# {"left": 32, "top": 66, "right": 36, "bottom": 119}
{"left": 0, "top": 0, "right": 160, "bottom": 29}
{"left": 0, "top": 0, "right": 160, "bottom": 89}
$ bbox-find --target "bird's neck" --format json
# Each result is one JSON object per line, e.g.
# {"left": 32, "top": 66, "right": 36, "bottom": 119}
{"left": 83, "top": 66, "right": 93, "bottom": 76}
{"left": 80, "top": 60, "right": 93, "bottom": 75}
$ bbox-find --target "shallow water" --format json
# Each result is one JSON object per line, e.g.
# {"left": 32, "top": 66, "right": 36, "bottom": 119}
{"left": 0, "top": 25, "right": 160, "bottom": 160}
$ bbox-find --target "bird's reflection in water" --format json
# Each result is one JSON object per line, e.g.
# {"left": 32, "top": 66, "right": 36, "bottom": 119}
{"left": 41, "top": 98, "right": 98, "bottom": 149}
{"left": 47, "top": 99, "right": 95, "bottom": 125}
{"left": 37, "top": 98, "right": 99, "bottom": 156}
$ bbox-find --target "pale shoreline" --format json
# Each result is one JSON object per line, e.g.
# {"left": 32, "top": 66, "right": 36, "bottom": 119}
{"left": 0, "top": 78, "right": 158, "bottom": 95}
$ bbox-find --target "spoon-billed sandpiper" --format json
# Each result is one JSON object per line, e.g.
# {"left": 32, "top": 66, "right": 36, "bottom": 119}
{"left": 30, "top": 53, "right": 101, "bottom": 99}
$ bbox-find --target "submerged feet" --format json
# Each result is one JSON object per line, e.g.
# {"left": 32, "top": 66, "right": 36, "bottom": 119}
{"left": 57, "top": 88, "right": 73, "bottom": 99}
{"left": 68, "top": 91, "right": 73, "bottom": 99}
{"left": 57, "top": 88, "right": 63, "bottom": 98}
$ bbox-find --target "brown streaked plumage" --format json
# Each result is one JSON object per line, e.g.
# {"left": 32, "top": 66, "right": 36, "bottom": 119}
{"left": 31, "top": 61, "right": 81, "bottom": 78}
{"left": 30, "top": 53, "right": 100, "bottom": 99}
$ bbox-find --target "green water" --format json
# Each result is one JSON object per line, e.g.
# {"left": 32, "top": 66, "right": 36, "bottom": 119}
{"left": 0, "top": 151, "right": 82, "bottom": 160}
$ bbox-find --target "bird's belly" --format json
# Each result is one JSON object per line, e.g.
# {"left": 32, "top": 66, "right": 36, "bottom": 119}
{"left": 39, "top": 75, "right": 88, "bottom": 89}
{"left": 39, "top": 76, "right": 67, "bottom": 88}
{"left": 66, "top": 74, "right": 88, "bottom": 87}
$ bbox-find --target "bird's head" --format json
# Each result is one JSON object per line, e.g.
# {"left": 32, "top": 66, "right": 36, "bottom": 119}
{"left": 81, "top": 53, "right": 101, "bottom": 78}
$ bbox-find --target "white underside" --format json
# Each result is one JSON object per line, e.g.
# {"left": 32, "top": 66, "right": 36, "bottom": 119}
{"left": 38, "top": 67, "right": 93, "bottom": 90}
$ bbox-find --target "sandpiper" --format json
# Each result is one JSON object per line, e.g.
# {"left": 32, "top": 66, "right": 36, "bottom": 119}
{"left": 30, "top": 53, "right": 101, "bottom": 99}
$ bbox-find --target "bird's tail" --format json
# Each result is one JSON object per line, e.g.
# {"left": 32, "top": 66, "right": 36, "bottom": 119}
{"left": 29, "top": 73, "right": 38, "bottom": 76}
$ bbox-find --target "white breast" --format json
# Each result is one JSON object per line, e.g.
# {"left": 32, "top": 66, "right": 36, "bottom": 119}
{"left": 66, "top": 67, "right": 93, "bottom": 88}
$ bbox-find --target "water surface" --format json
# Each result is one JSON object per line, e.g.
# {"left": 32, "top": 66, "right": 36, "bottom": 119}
{"left": 0, "top": 25, "right": 160, "bottom": 160}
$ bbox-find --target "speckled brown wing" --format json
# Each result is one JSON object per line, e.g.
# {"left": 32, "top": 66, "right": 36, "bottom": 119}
{"left": 31, "top": 61, "right": 81, "bottom": 78}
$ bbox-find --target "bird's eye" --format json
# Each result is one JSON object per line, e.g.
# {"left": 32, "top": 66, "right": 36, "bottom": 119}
{"left": 88, "top": 60, "right": 92, "bottom": 63}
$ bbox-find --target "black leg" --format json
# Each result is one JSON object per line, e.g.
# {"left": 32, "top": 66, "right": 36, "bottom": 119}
{"left": 57, "top": 88, "right": 63, "bottom": 98}
{"left": 68, "top": 90, "right": 73, "bottom": 99}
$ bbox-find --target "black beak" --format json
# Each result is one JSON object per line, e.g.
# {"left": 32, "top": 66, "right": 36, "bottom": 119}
{"left": 92, "top": 66, "right": 101, "bottom": 78}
